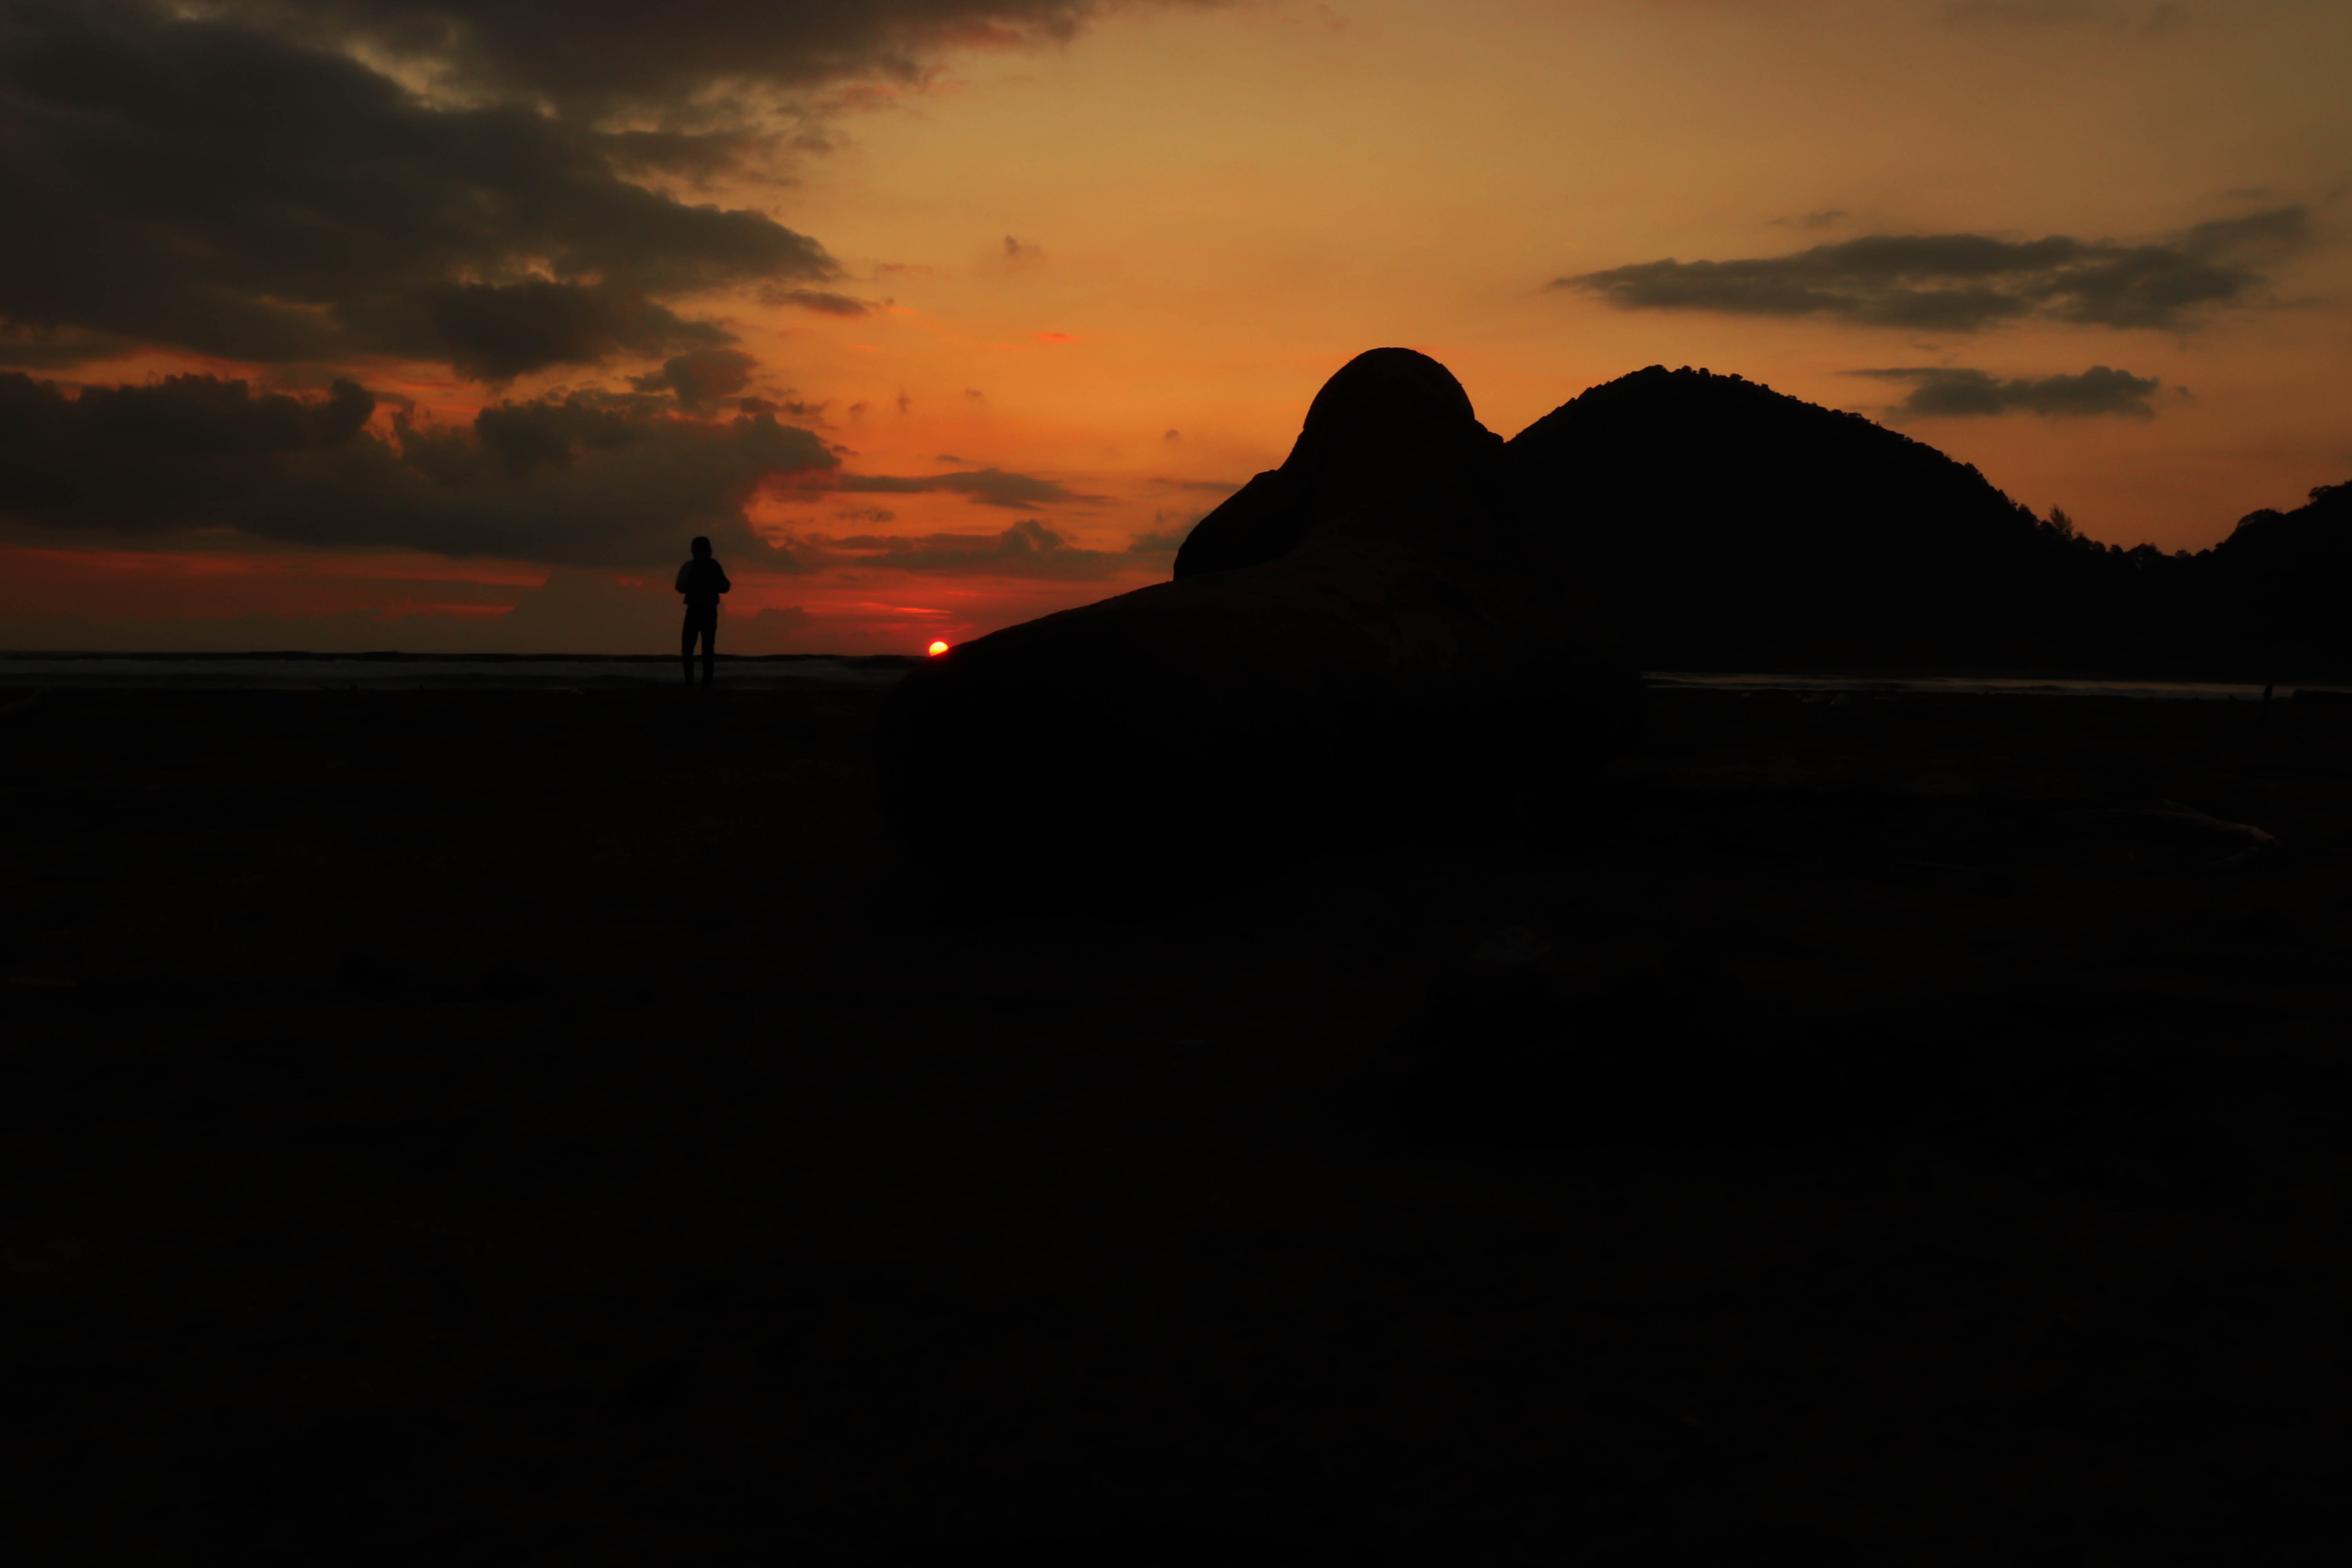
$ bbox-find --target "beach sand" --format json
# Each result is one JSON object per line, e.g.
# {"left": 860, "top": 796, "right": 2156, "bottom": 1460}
{"left": 5, "top": 684, "right": 2350, "bottom": 1562}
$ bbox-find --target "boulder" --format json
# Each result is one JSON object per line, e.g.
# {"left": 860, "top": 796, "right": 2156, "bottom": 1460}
{"left": 875, "top": 349, "right": 1640, "bottom": 888}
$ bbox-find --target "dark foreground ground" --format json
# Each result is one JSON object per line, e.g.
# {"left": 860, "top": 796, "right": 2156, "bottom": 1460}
{"left": 5, "top": 683, "right": 2351, "bottom": 1564}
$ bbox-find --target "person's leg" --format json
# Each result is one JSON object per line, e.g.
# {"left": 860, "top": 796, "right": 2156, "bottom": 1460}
{"left": 701, "top": 614, "right": 717, "bottom": 688}
{"left": 681, "top": 613, "right": 698, "bottom": 687}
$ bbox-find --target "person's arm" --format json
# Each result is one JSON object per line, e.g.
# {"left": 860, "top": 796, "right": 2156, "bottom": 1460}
{"left": 674, "top": 563, "right": 692, "bottom": 593}
{"left": 715, "top": 565, "right": 731, "bottom": 594}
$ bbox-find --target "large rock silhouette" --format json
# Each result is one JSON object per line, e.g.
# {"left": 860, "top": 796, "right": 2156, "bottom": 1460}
{"left": 875, "top": 349, "right": 1639, "bottom": 885}
{"left": 1504, "top": 365, "right": 2069, "bottom": 671}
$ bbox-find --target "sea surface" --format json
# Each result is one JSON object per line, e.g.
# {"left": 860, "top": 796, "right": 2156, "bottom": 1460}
{"left": 1647, "top": 672, "right": 2316, "bottom": 701}
{"left": 0, "top": 652, "right": 920, "bottom": 690}
{"left": 0, "top": 651, "right": 2338, "bottom": 699}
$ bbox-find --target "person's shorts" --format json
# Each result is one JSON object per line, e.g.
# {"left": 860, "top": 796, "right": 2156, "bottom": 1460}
{"left": 683, "top": 603, "right": 719, "bottom": 632}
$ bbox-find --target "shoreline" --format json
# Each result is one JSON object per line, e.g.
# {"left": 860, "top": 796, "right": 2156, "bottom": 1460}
{"left": 3, "top": 648, "right": 2345, "bottom": 699}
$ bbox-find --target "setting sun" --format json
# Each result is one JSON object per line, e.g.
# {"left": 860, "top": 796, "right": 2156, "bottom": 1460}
{"left": 927, "top": 641, "right": 950, "bottom": 656}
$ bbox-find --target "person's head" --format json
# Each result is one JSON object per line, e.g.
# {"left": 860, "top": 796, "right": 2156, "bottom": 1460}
{"left": 690, "top": 536, "right": 712, "bottom": 559}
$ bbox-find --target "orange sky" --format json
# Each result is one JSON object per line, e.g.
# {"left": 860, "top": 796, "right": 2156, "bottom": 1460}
{"left": 3, "top": 0, "right": 2347, "bottom": 653}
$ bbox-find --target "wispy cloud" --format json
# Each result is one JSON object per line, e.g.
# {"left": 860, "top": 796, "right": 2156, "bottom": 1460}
{"left": 1556, "top": 207, "right": 2308, "bottom": 331}
{"left": 832, "top": 468, "right": 1106, "bottom": 508}
{"left": 1850, "top": 364, "right": 2163, "bottom": 418}
{"left": 1148, "top": 477, "right": 1247, "bottom": 495}
{"left": 757, "top": 287, "right": 872, "bottom": 316}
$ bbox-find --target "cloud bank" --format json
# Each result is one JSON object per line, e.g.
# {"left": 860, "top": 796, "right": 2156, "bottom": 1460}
{"left": 0, "top": 5, "right": 841, "bottom": 378}
{"left": 218, "top": 0, "right": 1144, "bottom": 116}
{"left": 0, "top": 372, "right": 835, "bottom": 566}
{"left": 1851, "top": 365, "right": 2163, "bottom": 418}
{"left": 832, "top": 468, "right": 1107, "bottom": 508}
{"left": 1557, "top": 208, "right": 2308, "bottom": 331}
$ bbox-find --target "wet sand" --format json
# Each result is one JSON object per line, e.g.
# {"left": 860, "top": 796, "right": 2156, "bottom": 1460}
{"left": 5, "top": 684, "right": 2350, "bottom": 1563}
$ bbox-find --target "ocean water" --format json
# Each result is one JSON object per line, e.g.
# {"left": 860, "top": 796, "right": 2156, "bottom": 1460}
{"left": 0, "top": 652, "right": 920, "bottom": 690}
{"left": 1647, "top": 672, "right": 2308, "bottom": 701}
{"left": 0, "top": 652, "right": 2332, "bottom": 699}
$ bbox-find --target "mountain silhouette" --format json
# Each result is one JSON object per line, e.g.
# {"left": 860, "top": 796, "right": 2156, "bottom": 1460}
{"left": 2196, "top": 478, "right": 2352, "bottom": 679}
{"left": 1508, "top": 365, "right": 2352, "bottom": 680}
{"left": 1507, "top": 365, "right": 2065, "bottom": 671}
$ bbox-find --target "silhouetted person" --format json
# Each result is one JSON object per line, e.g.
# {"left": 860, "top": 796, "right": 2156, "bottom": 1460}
{"left": 675, "top": 536, "right": 730, "bottom": 688}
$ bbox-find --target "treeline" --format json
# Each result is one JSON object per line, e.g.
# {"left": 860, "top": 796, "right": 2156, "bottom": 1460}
{"left": 1509, "top": 365, "right": 2352, "bottom": 680}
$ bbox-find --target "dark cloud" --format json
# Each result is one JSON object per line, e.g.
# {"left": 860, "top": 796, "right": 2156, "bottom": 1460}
{"left": 0, "top": 328, "right": 142, "bottom": 369}
{"left": 805, "top": 517, "right": 1133, "bottom": 579}
{"left": 743, "top": 394, "right": 830, "bottom": 422}
{"left": 757, "top": 287, "right": 873, "bottom": 316}
{"left": 0, "top": 2, "right": 1205, "bottom": 380}
{"left": 0, "top": 371, "right": 835, "bottom": 565}
{"left": 1852, "top": 364, "right": 2163, "bottom": 418}
{"left": 833, "top": 468, "right": 1105, "bottom": 508}
{"left": 593, "top": 127, "right": 763, "bottom": 182}
{"left": 222, "top": 1, "right": 1138, "bottom": 117}
{"left": 419, "top": 281, "right": 736, "bottom": 383}
{"left": 0, "top": 4, "right": 834, "bottom": 374}
{"left": 1556, "top": 207, "right": 2309, "bottom": 331}
{"left": 630, "top": 347, "right": 759, "bottom": 410}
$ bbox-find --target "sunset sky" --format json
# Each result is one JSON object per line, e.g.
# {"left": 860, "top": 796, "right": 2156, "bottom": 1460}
{"left": 2, "top": 0, "right": 2345, "bottom": 654}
